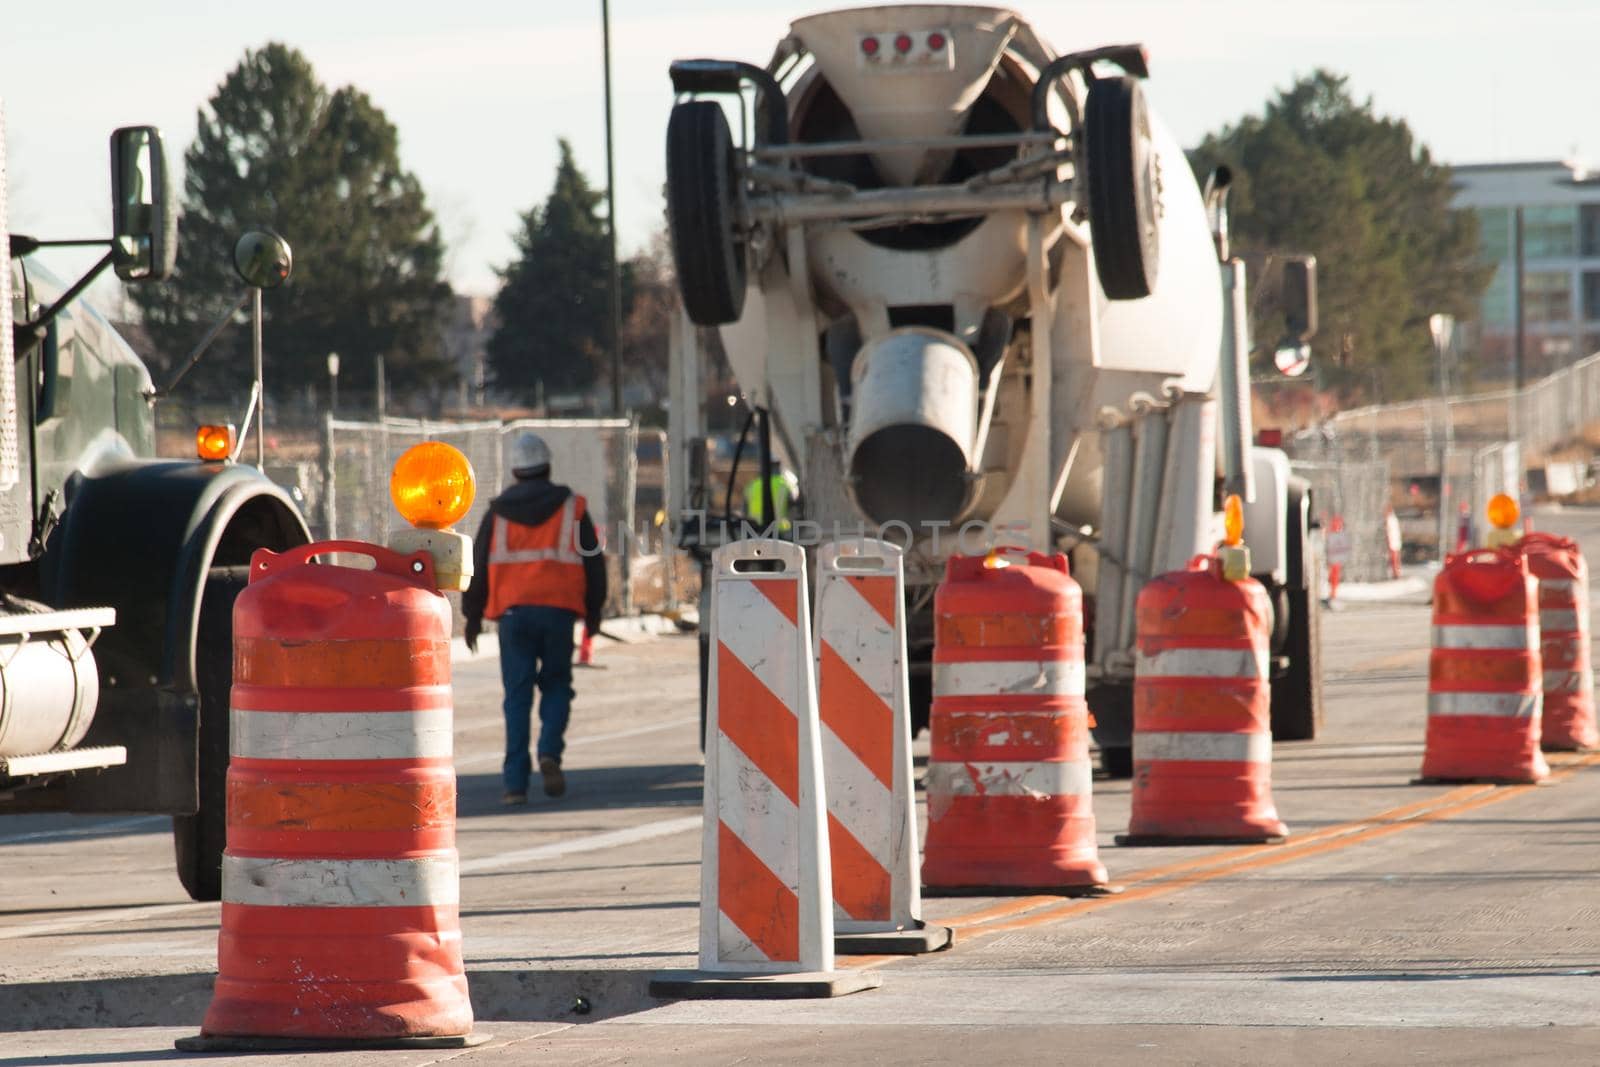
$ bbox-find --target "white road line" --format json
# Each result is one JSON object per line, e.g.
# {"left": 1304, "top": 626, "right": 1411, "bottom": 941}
{"left": 0, "top": 900, "right": 209, "bottom": 942}
{"left": 458, "top": 814, "right": 703, "bottom": 875}
{"left": 2, "top": 811, "right": 706, "bottom": 939}
{"left": 0, "top": 815, "right": 165, "bottom": 847}
{"left": 455, "top": 717, "right": 696, "bottom": 770}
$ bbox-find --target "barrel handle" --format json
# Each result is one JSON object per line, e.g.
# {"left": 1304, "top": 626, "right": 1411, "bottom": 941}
{"left": 987, "top": 545, "right": 1069, "bottom": 574}
{"left": 1445, "top": 546, "right": 1525, "bottom": 572}
{"left": 249, "top": 540, "right": 438, "bottom": 589}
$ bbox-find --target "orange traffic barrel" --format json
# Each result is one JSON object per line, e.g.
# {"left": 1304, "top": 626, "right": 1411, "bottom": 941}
{"left": 1419, "top": 548, "right": 1548, "bottom": 784}
{"left": 179, "top": 541, "right": 480, "bottom": 1052}
{"left": 922, "top": 550, "right": 1107, "bottom": 894}
{"left": 1120, "top": 555, "right": 1286, "bottom": 845}
{"left": 1519, "top": 533, "right": 1597, "bottom": 751}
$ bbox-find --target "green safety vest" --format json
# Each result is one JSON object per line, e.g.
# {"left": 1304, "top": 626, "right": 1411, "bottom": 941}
{"left": 745, "top": 474, "right": 793, "bottom": 529}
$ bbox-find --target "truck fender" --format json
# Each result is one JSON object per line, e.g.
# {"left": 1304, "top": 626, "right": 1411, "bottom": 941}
{"left": 13, "top": 459, "right": 309, "bottom": 815}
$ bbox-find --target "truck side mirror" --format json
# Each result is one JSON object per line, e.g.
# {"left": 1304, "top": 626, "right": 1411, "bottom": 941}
{"left": 1282, "top": 255, "right": 1317, "bottom": 343}
{"left": 110, "top": 126, "right": 177, "bottom": 282}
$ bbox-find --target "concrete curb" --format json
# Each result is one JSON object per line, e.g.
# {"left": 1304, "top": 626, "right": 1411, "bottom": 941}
{"left": 0, "top": 965, "right": 670, "bottom": 1031}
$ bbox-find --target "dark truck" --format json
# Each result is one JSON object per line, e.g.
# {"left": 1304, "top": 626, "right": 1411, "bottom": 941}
{"left": 2, "top": 114, "right": 307, "bottom": 899}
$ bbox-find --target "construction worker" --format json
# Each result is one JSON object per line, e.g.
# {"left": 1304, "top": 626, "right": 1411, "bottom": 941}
{"left": 1324, "top": 514, "right": 1350, "bottom": 603}
{"left": 463, "top": 432, "right": 606, "bottom": 804}
{"left": 744, "top": 457, "right": 799, "bottom": 531}
{"left": 1384, "top": 506, "right": 1403, "bottom": 580}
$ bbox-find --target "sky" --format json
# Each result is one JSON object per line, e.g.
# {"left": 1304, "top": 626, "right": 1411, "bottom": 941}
{"left": 7, "top": 0, "right": 1600, "bottom": 301}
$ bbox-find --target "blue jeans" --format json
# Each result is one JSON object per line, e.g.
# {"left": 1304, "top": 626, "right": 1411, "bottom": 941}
{"left": 497, "top": 605, "right": 577, "bottom": 794}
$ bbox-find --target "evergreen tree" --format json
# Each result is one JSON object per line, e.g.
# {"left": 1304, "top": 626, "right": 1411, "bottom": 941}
{"left": 133, "top": 43, "right": 453, "bottom": 398}
{"left": 488, "top": 141, "right": 622, "bottom": 399}
{"left": 1190, "top": 71, "right": 1490, "bottom": 402}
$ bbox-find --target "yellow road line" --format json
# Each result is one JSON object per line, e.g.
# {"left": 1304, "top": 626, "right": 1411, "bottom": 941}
{"left": 851, "top": 752, "right": 1600, "bottom": 967}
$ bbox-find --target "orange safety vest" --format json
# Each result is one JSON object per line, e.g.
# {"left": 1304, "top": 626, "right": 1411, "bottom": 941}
{"left": 485, "top": 494, "right": 589, "bottom": 619}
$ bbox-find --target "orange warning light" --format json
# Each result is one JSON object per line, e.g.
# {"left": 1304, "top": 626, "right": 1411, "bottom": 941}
{"left": 390, "top": 442, "right": 476, "bottom": 530}
{"left": 1487, "top": 492, "right": 1519, "bottom": 531}
{"left": 196, "top": 424, "right": 235, "bottom": 461}
{"left": 1223, "top": 494, "right": 1245, "bottom": 547}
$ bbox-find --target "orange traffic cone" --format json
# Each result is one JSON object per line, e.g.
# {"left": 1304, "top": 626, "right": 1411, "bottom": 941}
{"left": 1418, "top": 548, "right": 1547, "bottom": 784}
{"left": 178, "top": 542, "right": 481, "bottom": 1052}
{"left": 1119, "top": 555, "right": 1286, "bottom": 845}
{"left": 1519, "top": 533, "right": 1598, "bottom": 751}
{"left": 922, "top": 551, "right": 1108, "bottom": 894}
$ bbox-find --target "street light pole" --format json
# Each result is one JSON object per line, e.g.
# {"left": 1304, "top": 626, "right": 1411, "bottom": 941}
{"left": 1430, "top": 313, "right": 1455, "bottom": 562}
{"left": 327, "top": 352, "right": 340, "bottom": 417}
{"left": 602, "top": 0, "right": 623, "bottom": 416}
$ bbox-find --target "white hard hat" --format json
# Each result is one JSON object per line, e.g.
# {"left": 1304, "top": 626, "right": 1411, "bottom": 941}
{"left": 510, "top": 432, "right": 551, "bottom": 475}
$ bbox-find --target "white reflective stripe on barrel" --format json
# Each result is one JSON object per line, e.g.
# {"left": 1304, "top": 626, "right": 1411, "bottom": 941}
{"left": 1136, "top": 731, "right": 1272, "bottom": 763}
{"left": 1427, "top": 692, "right": 1540, "bottom": 718}
{"left": 222, "top": 855, "right": 460, "bottom": 907}
{"left": 1431, "top": 624, "right": 1537, "bottom": 651}
{"left": 923, "top": 759, "right": 1091, "bottom": 798}
{"left": 932, "top": 659, "right": 1086, "bottom": 698}
{"left": 230, "top": 708, "right": 454, "bottom": 760}
{"left": 1135, "top": 647, "right": 1267, "bottom": 680}
{"left": 1540, "top": 610, "right": 1581, "bottom": 633}
{"left": 1543, "top": 671, "right": 1584, "bottom": 694}
{"left": 1540, "top": 579, "right": 1578, "bottom": 596}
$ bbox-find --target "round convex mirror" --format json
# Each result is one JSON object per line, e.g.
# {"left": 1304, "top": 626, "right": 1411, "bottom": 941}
{"left": 232, "top": 230, "right": 293, "bottom": 289}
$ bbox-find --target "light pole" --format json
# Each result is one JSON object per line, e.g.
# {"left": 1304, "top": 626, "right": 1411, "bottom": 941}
{"left": 1430, "top": 313, "right": 1455, "bottom": 561}
{"left": 326, "top": 352, "right": 340, "bottom": 417}
{"left": 601, "top": 0, "right": 623, "bottom": 415}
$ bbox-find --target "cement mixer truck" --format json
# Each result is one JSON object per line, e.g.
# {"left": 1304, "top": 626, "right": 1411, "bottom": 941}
{"left": 664, "top": 5, "right": 1322, "bottom": 774}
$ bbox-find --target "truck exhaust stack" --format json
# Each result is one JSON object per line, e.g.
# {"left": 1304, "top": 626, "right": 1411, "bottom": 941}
{"left": 847, "top": 328, "right": 979, "bottom": 528}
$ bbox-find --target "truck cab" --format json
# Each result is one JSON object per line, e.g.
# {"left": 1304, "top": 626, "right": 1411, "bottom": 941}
{"left": 2, "top": 113, "right": 308, "bottom": 899}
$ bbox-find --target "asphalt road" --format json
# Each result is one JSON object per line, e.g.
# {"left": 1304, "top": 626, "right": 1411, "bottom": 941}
{"left": 4, "top": 509, "right": 1600, "bottom": 1064}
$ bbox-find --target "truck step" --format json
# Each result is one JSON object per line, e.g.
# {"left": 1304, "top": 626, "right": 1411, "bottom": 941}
{"left": 0, "top": 745, "right": 128, "bottom": 778}
{"left": 0, "top": 606, "right": 115, "bottom": 638}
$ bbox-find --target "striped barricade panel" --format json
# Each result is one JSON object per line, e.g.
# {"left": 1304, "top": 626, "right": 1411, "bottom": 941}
{"left": 814, "top": 539, "right": 920, "bottom": 935}
{"left": 700, "top": 540, "right": 831, "bottom": 974}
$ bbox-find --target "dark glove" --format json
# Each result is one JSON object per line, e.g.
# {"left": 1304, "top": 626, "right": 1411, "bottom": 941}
{"left": 464, "top": 618, "right": 481, "bottom": 654}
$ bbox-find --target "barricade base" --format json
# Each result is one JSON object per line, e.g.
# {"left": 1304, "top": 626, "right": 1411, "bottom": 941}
{"left": 835, "top": 922, "right": 954, "bottom": 956}
{"left": 923, "top": 882, "right": 1122, "bottom": 898}
{"left": 1115, "top": 831, "right": 1287, "bottom": 847}
{"left": 649, "top": 969, "right": 881, "bottom": 1000}
{"left": 1412, "top": 775, "right": 1552, "bottom": 786}
{"left": 176, "top": 1032, "right": 489, "bottom": 1053}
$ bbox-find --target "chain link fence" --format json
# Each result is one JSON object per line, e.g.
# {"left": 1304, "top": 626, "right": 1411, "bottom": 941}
{"left": 1287, "top": 350, "right": 1600, "bottom": 570}
{"left": 312, "top": 416, "right": 691, "bottom": 618}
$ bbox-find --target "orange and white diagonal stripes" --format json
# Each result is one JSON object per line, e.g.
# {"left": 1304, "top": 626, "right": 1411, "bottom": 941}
{"left": 814, "top": 540, "right": 920, "bottom": 934}
{"left": 700, "top": 541, "right": 831, "bottom": 974}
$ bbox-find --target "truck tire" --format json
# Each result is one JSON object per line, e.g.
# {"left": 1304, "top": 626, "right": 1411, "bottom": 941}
{"left": 908, "top": 669, "right": 931, "bottom": 738}
{"left": 1271, "top": 484, "right": 1324, "bottom": 741}
{"left": 667, "top": 100, "right": 747, "bottom": 326}
{"left": 1085, "top": 76, "right": 1160, "bottom": 300}
{"left": 1088, "top": 681, "right": 1135, "bottom": 779}
{"left": 698, "top": 630, "right": 710, "bottom": 753}
{"left": 173, "top": 565, "right": 248, "bottom": 902}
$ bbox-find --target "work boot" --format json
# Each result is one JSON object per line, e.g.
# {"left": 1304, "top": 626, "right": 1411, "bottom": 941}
{"left": 539, "top": 756, "right": 566, "bottom": 798}
{"left": 501, "top": 791, "right": 527, "bottom": 806}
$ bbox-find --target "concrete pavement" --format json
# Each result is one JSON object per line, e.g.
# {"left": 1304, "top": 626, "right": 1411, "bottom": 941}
{"left": 5, "top": 510, "right": 1600, "bottom": 1063}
